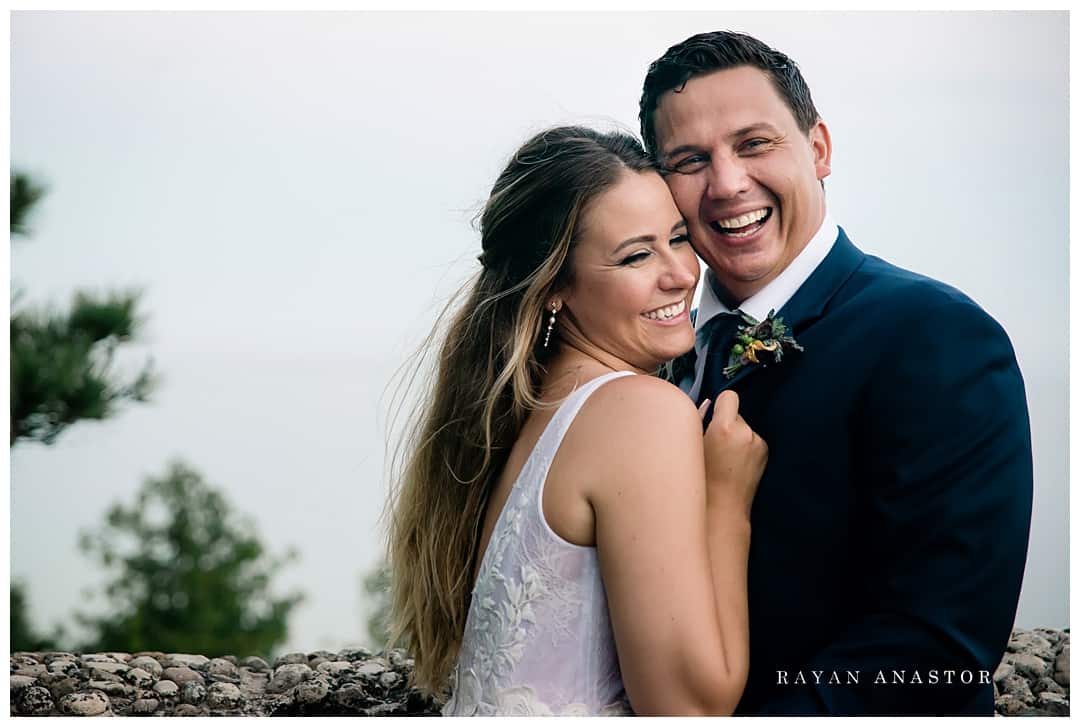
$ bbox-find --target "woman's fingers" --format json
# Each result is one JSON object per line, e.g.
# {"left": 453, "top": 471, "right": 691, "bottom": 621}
{"left": 711, "top": 390, "right": 740, "bottom": 425}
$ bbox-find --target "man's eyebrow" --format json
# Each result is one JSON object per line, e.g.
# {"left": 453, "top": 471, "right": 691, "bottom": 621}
{"left": 660, "top": 144, "right": 702, "bottom": 161}
{"left": 661, "top": 123, "right": 782, "bottom": 159}
{"left": 612, "top": 221, "right": 687, "bottom": 254}
{"left": 730, "top": 122, "right": 781, "bottom": 138}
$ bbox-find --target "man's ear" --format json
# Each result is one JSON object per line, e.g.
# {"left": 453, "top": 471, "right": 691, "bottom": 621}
{"left": 809, "top": 119, "right": 832, "bottom": 181}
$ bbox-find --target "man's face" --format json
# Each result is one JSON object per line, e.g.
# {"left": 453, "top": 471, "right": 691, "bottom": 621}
{"left": 653, "top": 66, "right": 832, "bottom": 303}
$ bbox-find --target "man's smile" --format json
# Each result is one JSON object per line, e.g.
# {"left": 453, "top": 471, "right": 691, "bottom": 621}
{"left": 709, "top": 207, "right": 773, "bottom": 240}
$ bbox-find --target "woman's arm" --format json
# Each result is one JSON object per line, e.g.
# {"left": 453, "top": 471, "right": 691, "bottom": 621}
{"left": 582, "top": 377, "right": 764, "bottom": 715}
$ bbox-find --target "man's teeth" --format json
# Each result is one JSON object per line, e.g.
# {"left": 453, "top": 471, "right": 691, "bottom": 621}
{"left": 643, "top": 299, "right": 686, "bottom": 320}
{"left": 715, "top": 208, "right": 768, "bottom": 229}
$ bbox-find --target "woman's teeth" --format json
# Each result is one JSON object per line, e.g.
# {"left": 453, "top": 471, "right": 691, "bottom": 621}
{"left": 643, "top": 299, "right": 686, "bottom": 320}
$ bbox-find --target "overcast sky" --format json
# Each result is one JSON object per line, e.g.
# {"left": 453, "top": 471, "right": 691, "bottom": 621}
{"left": 10, "top": 11, "right": 1067, "bottom": 654}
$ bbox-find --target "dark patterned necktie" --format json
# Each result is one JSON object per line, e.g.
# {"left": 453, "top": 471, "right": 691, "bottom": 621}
{"left": 696, "top": 311, "right": 745, "bottom": 406}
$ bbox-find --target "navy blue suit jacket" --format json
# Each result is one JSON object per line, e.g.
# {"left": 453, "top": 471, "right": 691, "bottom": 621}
{"left": 694, "top": 229, "right": 1033, "bottom": 716}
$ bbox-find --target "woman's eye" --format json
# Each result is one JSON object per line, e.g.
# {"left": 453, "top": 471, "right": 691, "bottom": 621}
{"left": 671, "top": 233, "right": 690, "bottom": 245}
{"left": 620, "top": 251, "right": 651, "bottom": 265}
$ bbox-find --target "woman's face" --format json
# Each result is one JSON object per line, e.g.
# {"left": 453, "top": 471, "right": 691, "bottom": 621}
{"left": 560, "top": 169, "right": 700, "bottom": 371}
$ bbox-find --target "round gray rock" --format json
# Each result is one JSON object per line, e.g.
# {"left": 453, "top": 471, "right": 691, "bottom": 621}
{"left": 1031, "top": 676, "right": 1066, "bottom": 696}
{"left": 85, "top": 660, "right": 129, "bottom": 676}
{"left": 207, "top": 681, "right": 243, "bottom": 710}
{"left": 10, "top": 674, "right": 37, "bottom": 693}
{"left": 132, "top": 651, "right": 167, "bottom": 661}
{"left": 131, "top": 697, "right": 160, "bottom": 715}
{"left": 268, "top": 663, "right": 313, "bottom": 694}
{"left": 1036, "top": 692, "right": 1070, "bottom": 716}
{"left": 60, "top": 690, "right": 111, "bottom": 716}
{"left": 294, "top": 677, "right": 330, "bottom": 704}
{"left": 356, "top": 661, "right": 388, "bottom": 678}
{"left": 48, "top": 661, "right": 79, "bottom": 678}
{"left": 1005, "top": 651, "right": 1052, "bottom": 681}
{"left": 387, "top": 649, "right": 409, "bottom": 669}
{"left": 1054, "top": 643, "right": 1069, "bottom": 685}
{"left": 339, "top": 647, "right": 372, "bottom": 661}
{"left": 181, "top": 680, "right": 207, "bottom": 704}
{"left": 14, "top": 663, "right": 48, "bottom": 678}
{"left": 126, "top": 666, "right": 155, "bottom": 688}
{"left": 44, "top": 675, "right": 78, "bottom": 701}
{"left": 334, "top": 683, "right": 367, "bottom": 710}
{"left": 993, "top": 662, "right": 1014, "bottom": 683}
{"left": 996, "top": 694, "right": 1030, "bottom": 716}
{"left": 316, "top": 660, "right": 354, "bottom": 678}
{"left": 207, "top": 657, "right": 239, "bottom": 679}
{"left": 128, "top": 655, "right": 164, "bottom": 679}
{"left": 174, "top": 703, "right": 205, "bottom": 716}
{"left": 78, "top": 653, "right": 116, "bottom": 665}
{"left": 11, "top": 654, "right": 39, "bottom": 669}
{"left": 16, "top": 685, "right": 55, "bottom": 716}
{"left": 88, "top": 679, "right": 134, "bottom": 697}
{"left": 1000, "top": 674, "right": 1035, "bottom": 704}
{"left": 273, "top": 652, "right": 308, "bottom": 668}
{"left": 153, "top": 679, "right": 180, "bottom": 698}
{"left": 1008, "top": 630, "right": 1056, "bottom": 661}
{"left": 380, "top": 671, "right": 402, "bottom": 689}
{"left": 165, "top": 653, "right": 210, "bottom": 669}
{"left": 42, "top": 651, "right": 77, "bottom": 664}
{"left": 163, "top": 665, "right": 205, "bottom": 686}
{"left": 240, "top": 655, "right": 270, "bottom": 671}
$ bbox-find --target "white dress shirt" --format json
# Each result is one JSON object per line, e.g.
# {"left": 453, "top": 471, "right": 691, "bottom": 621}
{"left": 685, "top": 214, "right": 839, "bottom": 402}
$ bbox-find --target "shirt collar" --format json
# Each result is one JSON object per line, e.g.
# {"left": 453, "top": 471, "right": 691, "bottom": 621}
{"left": 695, "top": 213, "right": 839, "bottom": 343}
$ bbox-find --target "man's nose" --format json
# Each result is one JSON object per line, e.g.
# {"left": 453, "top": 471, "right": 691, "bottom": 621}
{"left": 705, "top": 154, "right": 751, "bottom": 199}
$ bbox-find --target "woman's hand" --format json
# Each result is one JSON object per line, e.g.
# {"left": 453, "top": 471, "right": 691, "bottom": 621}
{"left": 699, "top": 391, "right": 767, "bottom": 518}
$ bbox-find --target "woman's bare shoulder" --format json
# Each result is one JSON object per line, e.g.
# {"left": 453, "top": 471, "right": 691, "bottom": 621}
{"left": 590, "top": 373, "right": 699, "bottom": 417}
{"left": 576, "top": 374, "right": 702, "bottom": 457}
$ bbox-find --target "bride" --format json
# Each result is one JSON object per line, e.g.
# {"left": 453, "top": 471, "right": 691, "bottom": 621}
{"left": 385, "top": 126, "right": 766, "bottom": 716}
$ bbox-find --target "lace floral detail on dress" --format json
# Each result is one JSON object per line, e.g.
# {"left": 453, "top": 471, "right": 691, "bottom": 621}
{"left": 444, "top": 678, "right": 632, "bottom": 717}
{"left": 442, "top": 371, "right": 635, "bottom": 717}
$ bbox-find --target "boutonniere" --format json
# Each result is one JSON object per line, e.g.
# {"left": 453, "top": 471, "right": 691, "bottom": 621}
{"left": 723, "top": 309, "right": 804, "bottom": 379}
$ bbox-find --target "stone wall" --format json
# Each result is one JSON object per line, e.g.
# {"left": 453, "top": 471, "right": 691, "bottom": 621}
{"left": 9, "top": 628, "right": 1068, "bottom": 716}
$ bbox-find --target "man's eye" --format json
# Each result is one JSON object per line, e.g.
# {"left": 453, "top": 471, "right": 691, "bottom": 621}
{"left": 742, "top": 138, "right": 770, "bottom": 153}
{"left": 669, "top": 154, "right": 708, "bottom": 174}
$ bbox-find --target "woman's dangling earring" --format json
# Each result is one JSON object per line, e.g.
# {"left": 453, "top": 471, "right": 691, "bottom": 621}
{"left": 543, "top": 302, "right": 558, "bottom": 348}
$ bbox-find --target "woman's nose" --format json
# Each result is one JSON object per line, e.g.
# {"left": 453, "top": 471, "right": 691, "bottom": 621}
{"left": 660, "top": 253, "right": 699, "bottom": 290}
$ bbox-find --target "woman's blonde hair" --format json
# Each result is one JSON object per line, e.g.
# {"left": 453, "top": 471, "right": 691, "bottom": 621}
{"left": 385, "top": 126, "right": 654, "bottom": 699}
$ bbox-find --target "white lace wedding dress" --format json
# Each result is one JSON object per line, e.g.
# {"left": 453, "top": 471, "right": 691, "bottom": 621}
{"left": 442, "top": 370, "right": 635, "bottom": 716}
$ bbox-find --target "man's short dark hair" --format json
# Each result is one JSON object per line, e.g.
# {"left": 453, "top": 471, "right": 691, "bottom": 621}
{"left": 639, "top": 30, "right": 820, "bottom": 156}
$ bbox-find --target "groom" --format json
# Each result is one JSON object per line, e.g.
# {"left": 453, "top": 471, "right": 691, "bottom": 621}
{"left": 640, "top": 31, "right": 1033, "bottom": 716}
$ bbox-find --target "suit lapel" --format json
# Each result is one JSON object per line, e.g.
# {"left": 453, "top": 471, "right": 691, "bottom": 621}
{"left": 775, "top": 227, "right": 864, "bottom": 334}
{"left": 712, "top": 228, "right": 865, "bottom": 393}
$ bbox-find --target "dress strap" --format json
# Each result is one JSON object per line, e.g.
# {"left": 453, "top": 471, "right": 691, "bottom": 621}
{"left": 543, "top": 370, "right": 637, "bottom": 451}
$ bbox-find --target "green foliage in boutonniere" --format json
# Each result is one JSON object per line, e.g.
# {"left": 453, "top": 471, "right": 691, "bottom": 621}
{"left": 723, "top": 309, "right": 804, "bottom": 379}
